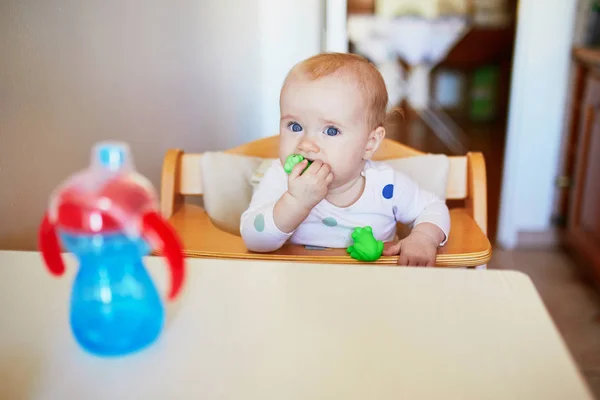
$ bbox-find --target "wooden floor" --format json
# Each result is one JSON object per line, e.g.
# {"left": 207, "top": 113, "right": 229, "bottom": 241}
{"left": 387, "top": 111, "right": 506, "bottom": 243}
{"left": 490, "top": 249, "right": 600, "bottom": 398}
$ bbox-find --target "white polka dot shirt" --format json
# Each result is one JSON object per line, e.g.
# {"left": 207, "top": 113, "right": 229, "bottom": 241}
{"left": 240, "top": 160, "right": 450, "bottom": 252}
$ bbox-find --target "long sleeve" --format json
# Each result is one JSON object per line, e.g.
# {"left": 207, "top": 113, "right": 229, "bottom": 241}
{"left": 391, "top": 170, "right": 451, "bottom": 246}
{"left": 240, "top": 160, "right": 293, "bottom": 252}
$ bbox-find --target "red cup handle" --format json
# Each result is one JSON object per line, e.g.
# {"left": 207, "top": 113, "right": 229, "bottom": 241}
{"left": 38, "top": 212, "right": 66, "bottom": 276}
{"left": 142, "top": 211, "right": 185, "bottom": 300}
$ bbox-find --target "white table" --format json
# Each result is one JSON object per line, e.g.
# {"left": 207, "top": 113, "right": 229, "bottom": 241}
{"left": 0, "top": 250, "right": 592, "bottom": 399}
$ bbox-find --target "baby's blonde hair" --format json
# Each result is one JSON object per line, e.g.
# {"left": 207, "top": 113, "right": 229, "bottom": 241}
{"left": 284, "top": 53, "right": 390, "bottom": 130}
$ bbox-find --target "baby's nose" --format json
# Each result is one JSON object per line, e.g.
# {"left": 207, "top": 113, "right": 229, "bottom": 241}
{"left": 297, "top": 137, "right": 320, "bottom": 154}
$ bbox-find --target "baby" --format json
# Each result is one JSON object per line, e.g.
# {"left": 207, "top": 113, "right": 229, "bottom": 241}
{"left": 240, "top": 53, "right": 450, "bottom": 266}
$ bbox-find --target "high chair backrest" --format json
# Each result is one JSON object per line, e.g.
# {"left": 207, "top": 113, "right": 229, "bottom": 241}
{"left": 161, "top": 135, "right": 487, "bottom": 233}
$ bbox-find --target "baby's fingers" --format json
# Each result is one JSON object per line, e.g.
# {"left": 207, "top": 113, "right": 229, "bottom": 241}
{"left": 424, "top": 256, "right": 436, "bottom": 267}
{"left": 289, "top": 160, "right": 308, "bottom": 179}
{"left": 316, "top": 163, "right": 331, "bottom": 178}
{"left": 383, "top": 241, "right": 401, "bottom": 256}
{"left": 305, "top": 159, "right": 323, "bottom": 175}
{"left": 397, "top": 254, "right": 410, "bottom": 266}
{"left": 325, "top": 172, "right": 334, "bottom": 184}
{"left": 412, "top": 255, "right": 434, "bottom": 267}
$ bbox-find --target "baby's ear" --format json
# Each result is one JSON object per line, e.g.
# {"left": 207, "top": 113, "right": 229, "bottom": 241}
{"left": 364, "top": 126, "right": 386, "bottom": 160}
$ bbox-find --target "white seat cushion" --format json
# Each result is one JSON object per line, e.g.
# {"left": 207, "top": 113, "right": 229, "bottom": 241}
{"left": 200, "top": 152, "right": 265, "bottom": 235}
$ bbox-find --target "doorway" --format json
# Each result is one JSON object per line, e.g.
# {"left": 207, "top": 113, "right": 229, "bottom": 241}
{"left": 341, "top": 0, "right": 518, "bottom": 243}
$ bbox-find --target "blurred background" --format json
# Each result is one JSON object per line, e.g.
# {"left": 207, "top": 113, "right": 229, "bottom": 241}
{"left": 0, "top": 0, "right": 590, "bottom": 253}
{"left": 3, "top": 0, "right": 600, "bottom": 393}
{"left": 0, "top": 0, "right": 584, "bottom": 251}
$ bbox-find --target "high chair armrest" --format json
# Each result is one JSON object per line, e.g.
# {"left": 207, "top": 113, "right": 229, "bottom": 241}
{"left": 466, "top": 152, "right": 487, "bottom": 235}
{"left": 161, "top": 149, "right": 184, "bottom": 219}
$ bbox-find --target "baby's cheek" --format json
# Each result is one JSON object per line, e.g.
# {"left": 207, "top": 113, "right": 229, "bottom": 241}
{"left": 278, "top": 146, "right": 293, "bottom": 165}
{"left": 330, "top": 164, "right": 358, "bottom": 185}
{"left": 334, "top": 152, "right": 362, "bottom": 172}
{"left": 279, "top": 133, "right": 299, "bottom": 157}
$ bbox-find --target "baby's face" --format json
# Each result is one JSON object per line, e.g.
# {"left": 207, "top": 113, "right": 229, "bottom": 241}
{"left": 279, "top": 73, "right": 373, "bottom": 189}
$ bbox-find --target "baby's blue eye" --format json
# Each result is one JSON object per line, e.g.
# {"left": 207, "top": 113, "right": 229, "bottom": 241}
{"left": 288, "top": 122, "right": 303, "bottom": 132}
{"left": 325, "top": 126, "right": 340, "bottom": 136}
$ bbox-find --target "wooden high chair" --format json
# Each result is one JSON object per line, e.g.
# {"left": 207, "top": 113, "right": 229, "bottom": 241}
{"left": 160, "top": 136, "right": 491, "bottom": 267}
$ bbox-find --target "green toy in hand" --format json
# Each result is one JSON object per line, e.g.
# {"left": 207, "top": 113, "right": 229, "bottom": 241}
{"left": 284, "top": 154, "right": 312, "bottom": 175}
{"left": 347, "top": 226, "right": 383, "bottom": 262}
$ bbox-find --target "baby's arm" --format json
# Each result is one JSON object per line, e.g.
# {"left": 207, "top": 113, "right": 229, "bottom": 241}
{"left": 392, "top": 171, "right": 450, "bottom": 244}
{"left": 240, "top": 161, "right": 311, "bottom": 252}
{"left": 383, "top": 171, "right": 450, "bottom": 266}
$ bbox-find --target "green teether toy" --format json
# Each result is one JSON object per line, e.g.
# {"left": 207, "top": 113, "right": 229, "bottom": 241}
{"left": 347, "top": 226, "right": 383, "bottom": 262}
{"left": 284, "top": 154, "right": 312, "bottom": 175}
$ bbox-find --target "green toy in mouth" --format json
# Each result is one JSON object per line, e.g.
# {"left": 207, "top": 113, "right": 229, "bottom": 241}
{"left": 284, "top": 154, "right": 313, "bottom": 175}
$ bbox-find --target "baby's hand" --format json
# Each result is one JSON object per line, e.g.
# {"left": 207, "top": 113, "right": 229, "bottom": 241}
{"left": 383, "top": 231, "right": 439, "bottom": 267}
{"left": 287, "top": 159, "right": 333, "bottom": 210}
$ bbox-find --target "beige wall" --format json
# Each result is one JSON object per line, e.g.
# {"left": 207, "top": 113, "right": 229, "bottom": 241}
{"left": 0, "top": 0, "right": 264, "bottom": 250}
